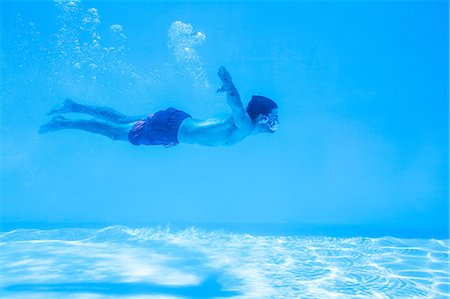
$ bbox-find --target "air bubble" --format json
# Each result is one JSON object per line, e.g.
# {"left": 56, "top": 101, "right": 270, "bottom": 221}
{"left": 167, "top": 20, "right": 208, "bottom": 88}
{"left": 110, "top": 24, "right": 123, "bottom": 33}
{"left": 110, "top": 24, "right": 127, "bottom": 40}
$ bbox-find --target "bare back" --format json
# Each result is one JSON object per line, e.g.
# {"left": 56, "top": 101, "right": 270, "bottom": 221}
{"left": 178, "top": 115, "right": 254, "bottom": 146}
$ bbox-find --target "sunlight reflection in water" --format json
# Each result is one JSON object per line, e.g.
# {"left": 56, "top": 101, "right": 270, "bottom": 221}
{"left": 0, "top": 226, "right": 449, "bottom": 299}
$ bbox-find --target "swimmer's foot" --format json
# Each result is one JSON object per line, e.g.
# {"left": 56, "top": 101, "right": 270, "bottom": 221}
{"left": 39, "top": 115, "right": 69, "bottom": 134}
{"left": 47, "top": 98, "right": 75, "bottom": 115}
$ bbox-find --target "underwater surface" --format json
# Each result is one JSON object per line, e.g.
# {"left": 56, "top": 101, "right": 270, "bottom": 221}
{"left": 1, "top": 226, "right": 449, "bottom": 298}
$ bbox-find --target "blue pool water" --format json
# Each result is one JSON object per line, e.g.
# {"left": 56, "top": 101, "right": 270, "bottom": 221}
{"left": 1, "top": 226, "right": 449, "bottom": 298}
{"left": 1, "top": 0, "right": 449, "bottom": 298}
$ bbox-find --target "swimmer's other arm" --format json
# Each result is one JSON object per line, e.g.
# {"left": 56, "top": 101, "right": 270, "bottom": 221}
{"left": 217, "top": 66, "right": 252, "bottom": 130}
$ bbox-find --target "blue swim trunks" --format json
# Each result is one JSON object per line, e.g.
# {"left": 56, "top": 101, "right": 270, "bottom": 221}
{"left": 128, "top": 107, "right": 191, "bottom": 147}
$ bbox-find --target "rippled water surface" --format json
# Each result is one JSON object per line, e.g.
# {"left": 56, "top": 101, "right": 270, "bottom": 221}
{"left": 0, "top": 226, "right": 449, "bottom": 298}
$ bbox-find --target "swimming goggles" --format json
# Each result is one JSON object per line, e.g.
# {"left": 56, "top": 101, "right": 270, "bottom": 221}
{"left": 267, "top": 119, "right": 279, "bottom": 131}
{"left": 260, "top": 117, "right": 279, "bottom": 131}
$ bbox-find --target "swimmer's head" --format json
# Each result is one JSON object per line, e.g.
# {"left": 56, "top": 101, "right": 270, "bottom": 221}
{"left": 247, "top": 95, "right": 279, "bottom": 133}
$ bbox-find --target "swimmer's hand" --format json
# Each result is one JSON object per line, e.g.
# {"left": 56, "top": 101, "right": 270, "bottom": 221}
{"left": 217, "top": 66, "right": 243, "bottom": 111}
{"left": 217, "top": 66, "right": 235, "bottom": 93}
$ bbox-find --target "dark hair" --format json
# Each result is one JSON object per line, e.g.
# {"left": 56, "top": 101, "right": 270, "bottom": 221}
{"left": 246, "top": 95, "right": 278, "bottom": 120}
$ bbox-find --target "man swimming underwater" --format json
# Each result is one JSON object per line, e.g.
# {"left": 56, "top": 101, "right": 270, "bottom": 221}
{"left": 40, "top": 67, "right": 279, "bottom": 147}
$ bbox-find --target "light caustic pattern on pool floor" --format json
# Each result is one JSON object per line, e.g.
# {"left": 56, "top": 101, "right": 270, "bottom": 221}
{"left": 0, "top": 226, "right": 449, "bottom": 298}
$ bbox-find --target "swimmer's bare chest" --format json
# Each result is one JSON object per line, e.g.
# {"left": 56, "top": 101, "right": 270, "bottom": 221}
{"left": 178, "top": 116, "right": 251, "bottom": 146}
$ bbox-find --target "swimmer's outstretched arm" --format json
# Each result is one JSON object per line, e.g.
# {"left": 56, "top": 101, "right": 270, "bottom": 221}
{"left": 217, "top": 66, "right": 252, "bottom": 130}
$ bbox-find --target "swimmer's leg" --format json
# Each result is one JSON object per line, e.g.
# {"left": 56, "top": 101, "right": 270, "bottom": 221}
{"left": 39, "top": 115, "right": 132, "bottom": 141}
{"left": 48, "top": 98, "right": 146, "bottom": 124}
